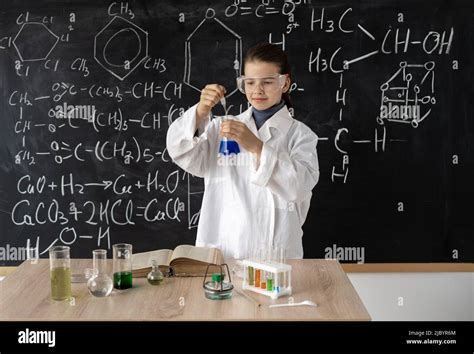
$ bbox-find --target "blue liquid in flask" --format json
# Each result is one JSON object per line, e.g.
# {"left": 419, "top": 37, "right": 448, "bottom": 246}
{"left": 218, "top": 97, "right": 240, "bottom": 156}
{"left": 219, "top": 139, "right": 240, "bottom": 155}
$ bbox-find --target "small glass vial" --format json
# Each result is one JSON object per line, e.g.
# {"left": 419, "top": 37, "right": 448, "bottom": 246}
{"left": 147, "top": 260, "right": 164, "bottom": 285}
{"left": 87, "top": 249, "right": 113, "bottom": 297}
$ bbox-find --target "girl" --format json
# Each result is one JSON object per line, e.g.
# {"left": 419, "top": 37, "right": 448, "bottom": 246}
{"left": 166, "top": 43, "right": 320, "bottom": 260}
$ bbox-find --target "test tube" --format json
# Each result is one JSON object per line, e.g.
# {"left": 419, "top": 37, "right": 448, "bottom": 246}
{"left": 274, "top": 271, "right": 280, "bottom": 293}
{"left": 248, "top": 266, "right": 254, "bottom": 286}
{"left": 277, "top": 245, "right": 286, "bottom": 289}
{"left": 267, "top": 273, "right": 273, "bottom": 291}
{"left": 260, "top": 271, "right": 266, "bottom": 289}
{"left": 255, "top": 269, "right": 261, "bottom": 288}
{"left": 259, "top": 246, "right": 266, "bottom": 262}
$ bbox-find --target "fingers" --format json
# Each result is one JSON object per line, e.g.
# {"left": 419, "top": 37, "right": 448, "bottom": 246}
{"left": 220, "top": 128, "right": 240, "bottom": 141}
{"left": 221, "top": 120, "right": 245, "bottom": 134}
{"left": 221, "top": 132, "right": 239, "bottom": 141}
{"left": 200, "top": 84, "right": 226, "bottom": 107}
{"left": 220, "top": 121, "right": 247, "bottom": 142}
{"left": 204, "top": 84, "right": 226, "bottom": 97}
{"left": 200, "top": 93, "right": 220, "bottom": 107}
{"left": 200, "top": 95, "right": 218, "bottom": 108}
{"left": 220, "top": 120, "right": 262, "bottom": 154}
{"left": 196, "top": 84, "right": 227, "bottom": 121}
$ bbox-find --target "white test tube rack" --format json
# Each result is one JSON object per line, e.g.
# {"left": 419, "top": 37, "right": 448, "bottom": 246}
{"left": 241, "top": 259, "right": 292, "bottom": 300}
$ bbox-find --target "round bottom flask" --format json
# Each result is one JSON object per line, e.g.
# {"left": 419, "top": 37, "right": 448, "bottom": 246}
{"left": 87, "top": 249, "right": 113, "bottom": 297}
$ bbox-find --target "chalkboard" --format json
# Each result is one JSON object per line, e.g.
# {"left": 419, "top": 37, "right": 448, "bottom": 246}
{"left": 1, "top": 0, "right": 473, "bottom": 266}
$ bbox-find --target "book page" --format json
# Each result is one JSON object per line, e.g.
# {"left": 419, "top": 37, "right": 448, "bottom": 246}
{"left": 132, "top": 249, "right": 173, "bottom": 270}
{"left": 170, "top": 245, "right": 223, "bottom": 265}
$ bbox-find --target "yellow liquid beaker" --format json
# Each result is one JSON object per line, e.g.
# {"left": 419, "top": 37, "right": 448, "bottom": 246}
{"left": 50, "top": 267, "right": 71, "bottom": 301}
{"left": 49, "top": 245, "right": 72, "bottom": 301}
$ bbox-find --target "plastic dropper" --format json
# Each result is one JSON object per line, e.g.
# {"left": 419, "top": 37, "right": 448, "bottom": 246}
{"left": 219, "top": 97, "right": 228, "bottom": 154}
{"left": 220, "top": 97, "right": 227, "bottom": 115}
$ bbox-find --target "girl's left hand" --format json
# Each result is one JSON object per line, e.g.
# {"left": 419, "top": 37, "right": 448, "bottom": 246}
{"left": 220, "top": 120, "right": 263, "bottom": 157}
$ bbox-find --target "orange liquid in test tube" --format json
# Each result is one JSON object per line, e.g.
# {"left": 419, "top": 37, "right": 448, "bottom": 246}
{"left": 255, "top": 269, "right": 261, "bottom": 287}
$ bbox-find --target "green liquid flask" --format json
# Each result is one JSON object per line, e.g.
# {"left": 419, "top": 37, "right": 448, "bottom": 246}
{"left": 113, "top": 271, "right": 133, "bottom": 289}
{"left": 113, "top": 243, "right": 133, "bottom": 290}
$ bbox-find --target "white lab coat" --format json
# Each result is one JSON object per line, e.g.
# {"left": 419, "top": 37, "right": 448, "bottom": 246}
{"left": 166, "top": 103, "right": 320, "bottom": 260}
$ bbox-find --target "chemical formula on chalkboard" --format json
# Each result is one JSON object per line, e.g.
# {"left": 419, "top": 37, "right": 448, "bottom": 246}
{"left": 0, "top": 0, "right": 472, "bottom": 264}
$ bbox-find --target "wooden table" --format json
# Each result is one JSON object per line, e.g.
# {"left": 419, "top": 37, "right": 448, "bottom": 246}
{"left": 0, "top": 259, "right": 371, "bottom": 321}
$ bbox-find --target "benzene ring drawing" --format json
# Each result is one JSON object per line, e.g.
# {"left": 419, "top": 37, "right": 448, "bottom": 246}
{"left": 13, "top": 22, "right": 59, "bottom": 62}
{"left": 184, "top": 8, "right": 242, "bottom": 98}
{"left": 94, "top": 16, "right": 148, "bottom": 81}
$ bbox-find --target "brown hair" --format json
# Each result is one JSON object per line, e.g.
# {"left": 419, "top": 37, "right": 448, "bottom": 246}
{"left": 243, "top": 43, "right": 293, "bottom": 108}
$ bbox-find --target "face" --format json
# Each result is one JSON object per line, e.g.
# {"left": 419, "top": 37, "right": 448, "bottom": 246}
{"left": 243, "top": 61, "right": 290, "bottom": 110}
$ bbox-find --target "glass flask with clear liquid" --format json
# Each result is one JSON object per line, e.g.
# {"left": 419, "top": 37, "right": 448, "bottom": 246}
{"left": 147, "top": 260, "right": 164, "bottom": 285}
{"left": 87, "top": 249, "right": 113, "bottom": 297}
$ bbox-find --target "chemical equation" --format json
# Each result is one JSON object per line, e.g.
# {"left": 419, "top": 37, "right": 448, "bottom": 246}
{"left": 307, "top": 7, "right": 456, "bottom": 183}
{"left": 0, "top": 1, "right": 463, "bottom": 259}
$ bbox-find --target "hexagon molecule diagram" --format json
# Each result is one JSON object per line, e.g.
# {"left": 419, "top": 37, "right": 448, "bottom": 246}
{"left": 94, "top": 16, "right": 148, "bottom": 81}
{"left": 184, "top": 9, "right": 242, "bottom": 97}
{"left": 13, "top": 22, "right": 59, "bottom": 62}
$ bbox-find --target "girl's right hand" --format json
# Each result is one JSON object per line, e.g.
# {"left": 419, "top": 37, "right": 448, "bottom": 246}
{"left": 196, "top": 84, "right": 226, "bottom": 123}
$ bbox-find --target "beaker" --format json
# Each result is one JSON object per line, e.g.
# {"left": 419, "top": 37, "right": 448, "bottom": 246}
{"left": 112, "top": 243, "right": 133, "bottom": 290}
{"left": 49, "top": 245, "right": 72, "bottom": 301}
{"left": 219, "top": 117, "right": 240, "bottom": 155}
{"left": 87, "top": 249, "right": 113, "bottom": 297}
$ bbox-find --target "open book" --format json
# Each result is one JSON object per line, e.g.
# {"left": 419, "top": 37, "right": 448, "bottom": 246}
{"left": 132, "top": 245, "right": 224, "bottom": 277}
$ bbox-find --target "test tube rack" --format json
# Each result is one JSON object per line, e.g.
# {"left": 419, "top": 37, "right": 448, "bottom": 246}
{"left": 241, "top": 259, "right": 292, "bottom": 300}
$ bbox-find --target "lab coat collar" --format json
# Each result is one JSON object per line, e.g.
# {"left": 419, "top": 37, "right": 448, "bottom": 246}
{"left": 241, "top": 104, "right": 294, "bottom": 142}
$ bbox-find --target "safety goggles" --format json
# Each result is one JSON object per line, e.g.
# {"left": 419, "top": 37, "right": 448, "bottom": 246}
{"left": 236, "top": 74, "right": 287, "bottom": 94}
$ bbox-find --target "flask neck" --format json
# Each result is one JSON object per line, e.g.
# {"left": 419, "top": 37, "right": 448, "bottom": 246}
{"left": 93, "top": 250, "right": 108, "bottom": 275}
